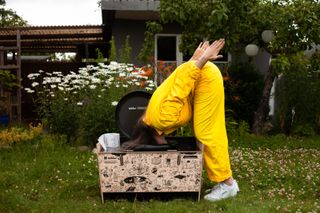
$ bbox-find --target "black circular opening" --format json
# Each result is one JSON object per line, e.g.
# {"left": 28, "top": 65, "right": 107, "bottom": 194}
{"left": 115, "top": 91, "right": 152, "bottom": 138}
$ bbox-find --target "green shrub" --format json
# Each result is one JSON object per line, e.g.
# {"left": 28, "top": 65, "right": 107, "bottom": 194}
{"left": 223, "top": 62, "right": 264, "bottom": 127}
{"left": 275, "top": 52, "right": 320, "bottom": 135}
{"left": 0, "top": 70, "right": 20, "bottom": 91}
{"left": 118, "top": 35, "right": 132, "bottom": 63}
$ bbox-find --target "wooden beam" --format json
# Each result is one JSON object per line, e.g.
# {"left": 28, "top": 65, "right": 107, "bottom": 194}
{"left": 0, "top": 46, "right": 19, "bottom": 51}
{"left": 16, "top": 29, "right": 22, "bottom": 124}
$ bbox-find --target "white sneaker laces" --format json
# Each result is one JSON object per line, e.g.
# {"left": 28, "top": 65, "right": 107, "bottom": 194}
{"left": 204, "top": 180, "right": 239, "bottom": 201}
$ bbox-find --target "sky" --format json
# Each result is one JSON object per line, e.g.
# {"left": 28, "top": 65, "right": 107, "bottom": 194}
{"left": 5, "top": 0, "right": 102, "bottom": 26}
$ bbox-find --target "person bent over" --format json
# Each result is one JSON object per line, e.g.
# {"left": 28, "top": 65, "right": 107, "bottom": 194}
{"left": 122, "top": 39, "right": 239, "bottom": 202}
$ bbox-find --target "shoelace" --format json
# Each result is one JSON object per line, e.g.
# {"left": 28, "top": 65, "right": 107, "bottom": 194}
{"left": 205, "top": 183, "right": 224, "bottom": 194}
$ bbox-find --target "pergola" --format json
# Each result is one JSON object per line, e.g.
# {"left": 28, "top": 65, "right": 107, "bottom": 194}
{"left": 0, "top": 25, "right": 108, "bottom": 124}
{"left": 0, "top": 25, "right": 106, "bottom": 53}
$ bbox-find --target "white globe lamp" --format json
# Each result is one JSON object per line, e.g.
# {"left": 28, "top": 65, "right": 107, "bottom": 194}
{"left": 261, "top": 30, "right": 274, "bottom": 43}
{"left": 245, "top": 44, "right": 259, "bottom": 56}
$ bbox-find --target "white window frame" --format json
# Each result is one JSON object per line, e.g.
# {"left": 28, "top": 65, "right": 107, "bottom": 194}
{"left": 214, "top": 52, "right": 231, "bottom": 64}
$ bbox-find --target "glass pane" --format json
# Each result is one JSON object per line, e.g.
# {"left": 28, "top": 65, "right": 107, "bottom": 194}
{"left": 214, "top": 51, "right": 229, "bottom": 62}
{"left": 157, "top": 36, "right": 176, "bottom": 61}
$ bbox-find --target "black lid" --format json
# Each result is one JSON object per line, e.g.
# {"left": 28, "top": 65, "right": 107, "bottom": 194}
{"left": 115, "top": 91, "right": 152, "bottom": 138}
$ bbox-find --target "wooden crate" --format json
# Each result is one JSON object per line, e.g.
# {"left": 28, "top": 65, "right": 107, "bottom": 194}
{"left": 96, "top": 139, "right": 203, "bottom": 202}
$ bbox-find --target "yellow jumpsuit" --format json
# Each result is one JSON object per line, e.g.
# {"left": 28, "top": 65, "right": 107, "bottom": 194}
{"left": 143, "top": 60, "right": 232, "bottom": 182}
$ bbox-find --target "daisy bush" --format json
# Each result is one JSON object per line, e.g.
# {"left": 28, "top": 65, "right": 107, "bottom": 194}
{"left": 25, "top": 62, "right": 155, "bottom": 145}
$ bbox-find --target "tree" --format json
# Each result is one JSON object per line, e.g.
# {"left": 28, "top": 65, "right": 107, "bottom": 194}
{"left": 141, "top": 0, "right": 320, "bottom": 135}
{"left": 139, "top": 0, "right": 261, "bottom": 62}
{"left": 251, "top": 0, "right": 320, "bottom": 135}
{"left": 0, "top": 0, "right": 27, "bottom": 27}
{"left": 158, "top": 0, "right": 260, "bottom": 56}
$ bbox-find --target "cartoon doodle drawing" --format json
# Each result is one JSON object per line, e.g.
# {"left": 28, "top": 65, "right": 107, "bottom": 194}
{"left": 98, "top": 151, "right": 202, "bottom": 193}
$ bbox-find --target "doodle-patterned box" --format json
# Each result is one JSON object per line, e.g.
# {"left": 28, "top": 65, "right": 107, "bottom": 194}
{"left": 96, "top": 137, "right": 203, "bottom": 202}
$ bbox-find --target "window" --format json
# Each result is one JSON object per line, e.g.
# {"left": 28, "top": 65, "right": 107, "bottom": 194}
{"left": 155, "top": 34, "right": 182, "bottom": 65}
{"left": 156, "top": 36, "right": 176, "bottom": 61}
{"left": 154, "top": 34, "right": 182, "bottom": 85}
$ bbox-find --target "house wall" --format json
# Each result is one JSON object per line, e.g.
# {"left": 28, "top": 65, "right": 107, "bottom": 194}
{"left": 254, "top": 49, "right": 271, "bottom": 75}
{"left": 111, "top": 19, "right": 182, "bottom": 65}
{"left": 111, "top": 19, "right": 146, "bottom": 65}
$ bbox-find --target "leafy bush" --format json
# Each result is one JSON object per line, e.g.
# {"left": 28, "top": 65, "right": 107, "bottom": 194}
{"left": 25, "top": 62, "right": 155, "bottom": 145}
{"left": 223, "top": 62, "right": 264, "bottom": 127}
{"left": 275, "top": 52, "right": 320, "bottom": 135}
{"left": 0, "top": 70, "right": 20, "bottom": 91}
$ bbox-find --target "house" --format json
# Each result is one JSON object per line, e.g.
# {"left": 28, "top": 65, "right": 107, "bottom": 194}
{"left": 100, "top": 0, "right": 231, "bottom": 68}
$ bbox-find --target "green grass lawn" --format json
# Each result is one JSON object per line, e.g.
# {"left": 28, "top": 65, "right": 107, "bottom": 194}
{"left": 0, "top": 134, "right": 319, "bottom": 213}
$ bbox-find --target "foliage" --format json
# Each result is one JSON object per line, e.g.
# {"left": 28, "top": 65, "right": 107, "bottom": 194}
{"left": 95, "top": 48, "right": 105, "bottom": 63}
{"left": 274, "top": 51, "right": 320, "bottom": 136}
{"left": 148, "top": 0, "right": 320, "bottom": 135}
{"left": 256, "top": 0, "right": 320, "bottom": 55}
{"left": 108, "top": 36, "right": 117, "bottom": 61}
{"left": 147, "top": 0, "right": 261, "bottom": 55}
{"left": 40, "top": 90, "right": 80, "bottom": 143}
{"left": 0, "top": 0, "right": 27, "bottom": 27}
{"left": 0, "top": 70, "right": 19, "bottom": 91}
{"left": 270, "top": 54, "right": 291, "bottom": 76}
{"left": 0, "top": 123, "right": 43, "bottom": 145}
{"left": 118, "top": 35, "right": 132, "bottom": 63}
{"left": 223, "top": 62, "right": 264, "bottom": 127}
{"left": 25, "top": 62, "right": 155, "bottom": 145}
{"left": 0, "top": 133, "right": 320, "bottom": 212}
{"left": 0, "top": 70, "right": 20, "bottom": 115}
{"left": 138, "top": 21, "right": 163, "bottom": 62}
{"left": 251, "top": 0, "right": 320, "bottom": 134}
{"left": 109, "top": 35, "right": 133, "bottom": 63}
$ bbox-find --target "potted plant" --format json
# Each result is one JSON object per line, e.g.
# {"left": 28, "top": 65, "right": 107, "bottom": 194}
{"left": 0, "top": 70, "right": 19, "bottom": 125}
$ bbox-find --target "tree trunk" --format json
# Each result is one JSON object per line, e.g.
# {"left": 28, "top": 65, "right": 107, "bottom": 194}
{"left": 252, "top": 66, "right": 276, "bottom": 135}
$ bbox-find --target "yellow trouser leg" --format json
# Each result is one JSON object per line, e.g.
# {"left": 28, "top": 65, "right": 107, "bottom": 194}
{"left": 193, "top": 62, "right": 232, "bottom": 182}
{"left": 144, "top": 61, "right": 200, "bottom": 134}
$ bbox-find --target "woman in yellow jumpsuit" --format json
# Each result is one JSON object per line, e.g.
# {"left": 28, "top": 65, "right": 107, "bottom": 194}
{"left": 123, "top": 39, "right": 239, "bottom": 201}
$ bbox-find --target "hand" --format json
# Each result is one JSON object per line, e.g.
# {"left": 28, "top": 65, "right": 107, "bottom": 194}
{"left": 202, "top": 39, "right": 225, "bottom": 61}
{"left": 194, "top": 39, "right": 225, "bottom": 69}
{"left": 190, "top": 41, "right": 209, "bottom": 61}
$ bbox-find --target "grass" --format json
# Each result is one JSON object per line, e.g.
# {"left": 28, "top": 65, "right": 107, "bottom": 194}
{"left": 0, "top": 133, "right": 319, "bottom": 213}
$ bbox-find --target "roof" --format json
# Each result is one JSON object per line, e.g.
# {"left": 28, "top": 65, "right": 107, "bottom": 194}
{"left": 101, "top": 0, "right": 160, "bottom": 11}
{"left": 0, "top": 25, "right": 107, "bottom": 53}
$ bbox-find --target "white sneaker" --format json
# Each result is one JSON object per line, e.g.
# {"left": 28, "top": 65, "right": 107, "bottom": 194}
{"left": 204, "top": 180, "right": 239, "bottom": 202}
